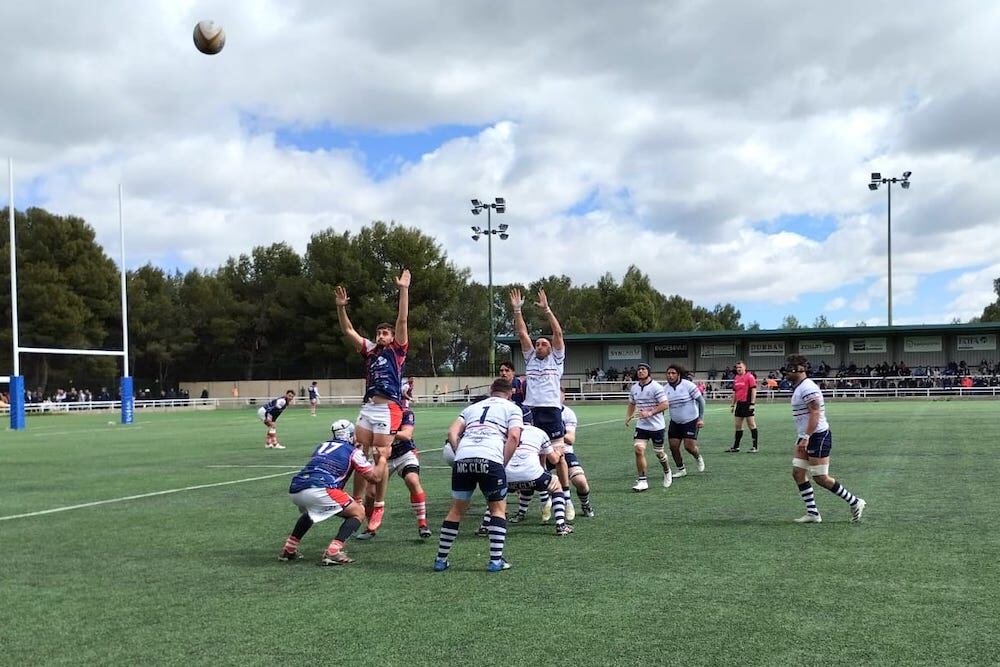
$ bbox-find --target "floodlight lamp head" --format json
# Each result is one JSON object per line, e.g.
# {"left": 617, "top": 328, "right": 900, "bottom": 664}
{"left": 868, "top": 183, "right": 879, "bottom": 191}
{"left": 498, "top": 223, "right": 509, "bottom": 231}
{"left": 495, "top": 197, "right": 505, "bottom": 206}
{"left": 902, "top": 171, "right": 912, "bottom": 178}
{"left": 901, "top": 181, "right": 910, "bottom": 189}
{"left": 471, "top": 225, "right": 480, "bottom": 233}
{"left": 472, "top": 234, "right": 480, "bottom": 241}
{"left": 495, "top": 205, "right": 505, "bottom": 213}
{"left": 499, "top": 233, "right": 509, "bottom": 240}
{"left": 471, "top": 199, "right": 481, "bottom": 207}
{"left": 871, "top": 172, "right": 881, "bottom": 181}
{"left": 471, "top": 207, "right": 481, "bottom": 215}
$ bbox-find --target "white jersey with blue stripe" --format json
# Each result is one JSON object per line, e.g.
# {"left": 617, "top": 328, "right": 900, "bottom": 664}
{"left": 455, "top": 396, "right": 524, "bottom": 464}
{"left": 561, "top": 404, "right": 578, "bottom": 453}
{"left": 629, "top": 380, "right": 668, "bottom": 431}
{"left": 523, "top": 347, "right": 565, "bottom": 408}
{"left": 791, "top": 377, "right": 828, "bottom": 439}
{"left": 664, "top": 378, "right": 701, "bottom": 423}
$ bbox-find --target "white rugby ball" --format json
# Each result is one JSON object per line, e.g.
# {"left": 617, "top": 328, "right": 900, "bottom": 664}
{"left": 193, "top": 20, "right": 226, "bottom": 55}
{"left": 442, "top": 442, "right": 456, "bottom": 466}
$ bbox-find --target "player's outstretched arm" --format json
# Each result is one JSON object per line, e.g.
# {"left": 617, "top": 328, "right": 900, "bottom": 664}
{"left": 511, "top": 288, "right": 532, "bottom": 355}
{"left": 536, "top": 289, "right": 564, "bottom": 351}
{"left": 334, "top": 285, "right": 366, "bottom": 350}
{"left": 394, "top": 269, "right": 410, "bottom": 347}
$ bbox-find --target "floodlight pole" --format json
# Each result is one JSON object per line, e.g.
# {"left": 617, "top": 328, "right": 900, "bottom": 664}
{"left": 869, "top": 171, "right": 911, "bottom": 327}
{"left": 471, "top": 198, "right": 508, "bottom": 374}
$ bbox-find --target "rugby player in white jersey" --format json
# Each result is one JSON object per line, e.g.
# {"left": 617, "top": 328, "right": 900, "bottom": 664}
{"left": 625, "top": 362, "right": 672, "bottom": 491}
{"left": 433, "top": 378, "right": 523, "bottom": 572}
{"left": 557, "top": 391, "right": 594, "bottom": 518}
{"left": 662, "top": 364, "right": 706, "bottom": 477}
{"left": 511, "top": 287, "right": 566, "bottom": 519}
{"left": 479, "top": 424, "right": 573, "bottom": 536}
{"left": 784, "top": 355, "right": 866, "bottom": 523}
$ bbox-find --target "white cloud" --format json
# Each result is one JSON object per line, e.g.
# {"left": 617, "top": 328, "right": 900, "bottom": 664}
{"left": 2, "top": 1, "right": 1000, "bottom": 326}
{"left": 824, "top": 297, "right": 847, "bottom": 312}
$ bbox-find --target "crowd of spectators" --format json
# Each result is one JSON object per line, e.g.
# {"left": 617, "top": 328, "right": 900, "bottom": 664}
{"left": 761, "top": 359, "right": 1000, "bottom": 392}
{"left": 3, "top": 385, "right": 193, "bottom": 411}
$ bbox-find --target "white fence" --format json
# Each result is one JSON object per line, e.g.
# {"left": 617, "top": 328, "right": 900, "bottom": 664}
{"left": 5, "top": 384, "right": 1000, "bottom": 419}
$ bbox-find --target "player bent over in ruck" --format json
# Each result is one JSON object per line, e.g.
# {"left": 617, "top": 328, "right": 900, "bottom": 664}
{"left": 783, "top": 355, "right": 866, "bottom": 524}
{"left": 278, "top": 420, "right": 382, "bottom": 566}
{"left": 479, "top": 424, "right": 573, "bottom": 536}
{"left": 434, "top": 378, "right": 522, "bottom": 573}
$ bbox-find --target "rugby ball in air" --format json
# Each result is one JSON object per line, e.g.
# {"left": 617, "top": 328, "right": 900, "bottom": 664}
{"left": 193, "top": 20, "right": 226, "bottom": 55}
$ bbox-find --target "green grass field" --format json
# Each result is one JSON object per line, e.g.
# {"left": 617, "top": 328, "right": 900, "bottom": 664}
{"left": 2, "top": 400, "right": 999, "bottom": 666}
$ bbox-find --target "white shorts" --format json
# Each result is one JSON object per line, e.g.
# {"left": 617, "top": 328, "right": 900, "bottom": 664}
{"left": 310, "top": 398, "right": 318, "bottom": 406}
{"left": 257, "top": 406, "right": 269, "bottom": 423}
{"left": 290, "top": 487, "right": 352, "bottom": 523}
{"left": 357, "top": 402, "right": 402, "bottom": 436}
{"left": 387, "top": 450, "right": 420, "bottom": 478}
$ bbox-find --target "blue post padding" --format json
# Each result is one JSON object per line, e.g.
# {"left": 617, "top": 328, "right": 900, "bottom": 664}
{"left": 9, "top": 375, "right": 26, "bottom": 430}
{"left": 120, "top": 376, "right": 134, "bottom": 425}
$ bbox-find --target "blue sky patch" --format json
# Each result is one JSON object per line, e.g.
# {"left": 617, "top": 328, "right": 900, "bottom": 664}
{"left": 754, "top": 213, "right": 839, "bottom": 241}
{"left": 244, "top": 113, "right": 491, "bottom": 182}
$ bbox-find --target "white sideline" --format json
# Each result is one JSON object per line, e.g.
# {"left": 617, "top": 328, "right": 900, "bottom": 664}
{"left": 0, "top": 471, "right": 293, "bottom": 522}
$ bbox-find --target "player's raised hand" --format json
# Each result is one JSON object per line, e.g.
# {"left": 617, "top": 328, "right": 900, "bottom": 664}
{"left": 535, "top": 289, "right": 550, "bottom": 311}
{"left": 510, "top": 288, "right": 524, "bottom": 310}
{"left": 396, "top": 268, "right": 411, "bottom": 288}
{"left": 334, "top": 285, "right": 350, "bottom": 307}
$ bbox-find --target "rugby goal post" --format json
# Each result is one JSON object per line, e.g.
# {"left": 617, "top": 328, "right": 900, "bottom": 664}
{"left": 6, "top": 159, "right": 133, "bottom": 430}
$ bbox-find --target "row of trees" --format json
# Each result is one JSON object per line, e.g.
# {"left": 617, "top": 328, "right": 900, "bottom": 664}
{"left": 4, "top": 207, "right": 998, "bottom": 393}
{"left": 1, "top": 207, "right": 751, "bottom": 392}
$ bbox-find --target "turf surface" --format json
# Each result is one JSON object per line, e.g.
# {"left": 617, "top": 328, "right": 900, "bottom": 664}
{"left": 2, "top": 400, "right": 998, "bottom": 665}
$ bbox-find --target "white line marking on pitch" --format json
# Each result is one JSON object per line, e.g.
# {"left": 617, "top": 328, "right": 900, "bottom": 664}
{"left": 207, "top": 465, "right": 300, "bottom": 469}
{"left": 0, "top": 471, "right": 293, "bottom": 522}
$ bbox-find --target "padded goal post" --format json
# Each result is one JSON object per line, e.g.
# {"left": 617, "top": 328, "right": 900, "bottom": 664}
{"left": 7, "top": 160, "right": 133, "bottom": 430}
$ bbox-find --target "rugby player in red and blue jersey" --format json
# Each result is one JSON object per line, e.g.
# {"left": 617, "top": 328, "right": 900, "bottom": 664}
{"left": 278, "top": 420, "right": 382, "bottom": 566}
{"left": 335, "top": 269, "right": 410, "bottom": 529}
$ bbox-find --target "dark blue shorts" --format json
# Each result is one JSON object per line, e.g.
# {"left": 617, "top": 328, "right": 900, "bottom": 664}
{"left": 634, "top": 428, "right": 666, "bottom": 445}
{"left": 451, "top": 457, "right": 507, "bottom": 502}
{"left": 806, "top": 430, "right": 833, "bottom": 458}
{"left": 520, "top": 405, "right": 533, "bottom": 425}
{"left": 668, "top": 419, "right": 699, "bottom": 441}
{"left": 564, "top": 451, "right": 582, "bottom": 468}
{"left": 508, "top": 470, "right": 552, "bottom": 492}
{"left": 531, "top": 406, "right": 565, "bottom": 440}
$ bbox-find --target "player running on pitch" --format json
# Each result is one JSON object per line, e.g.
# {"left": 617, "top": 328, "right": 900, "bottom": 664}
{"left": 625, "top": 362, "right": 672, "bottom": 490}
{"left": 783, "top": 355, "right": 866, "bottom": 523}
{"left": 663, "top": 364, "right": 706, "bottom": 478}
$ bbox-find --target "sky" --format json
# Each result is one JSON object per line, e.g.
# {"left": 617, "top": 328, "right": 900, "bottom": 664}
{"left": 2, "top": 1, "right": 1000, "bottom": 329}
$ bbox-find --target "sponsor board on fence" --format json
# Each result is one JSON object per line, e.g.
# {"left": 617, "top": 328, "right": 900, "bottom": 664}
{"left": 700, "top": 342, "right": 736, "bottom": 357}
{"left": 956, "top": 334, "right": 996, "bottom": 351}
{"left": 849, "top": 338, "right": 887, "bottom": 354}
{"left": 799, "top": 340, "right": 835, "bottom": 356}
{"left": 607, "top": 344, "right": 644, "bottom": 361}
{"left": 748, "top": 341, "right": 785, "bottom": 356}
{"left": 903, "top": 336, "right": 942, "bottom": 353}
{"left": 653, "top": 343, "right": 689, "bottom": 359}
